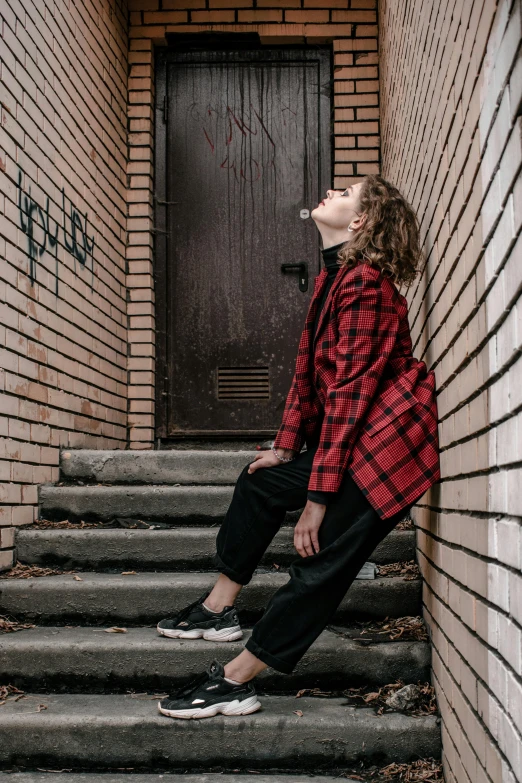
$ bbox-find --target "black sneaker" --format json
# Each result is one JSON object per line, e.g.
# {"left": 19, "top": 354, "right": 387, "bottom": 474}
{"left": 156, "top": 591, "right": 243, "bottom": 642}
{"left": 158, "top": 659, "right": 261, "bottom": 720}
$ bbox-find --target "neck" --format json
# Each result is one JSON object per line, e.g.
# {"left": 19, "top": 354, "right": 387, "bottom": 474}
{"left": 318, "top": 228, "right": 355, "bottom": 250}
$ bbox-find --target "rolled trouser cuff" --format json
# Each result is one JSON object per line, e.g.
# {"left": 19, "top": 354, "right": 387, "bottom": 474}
{"left": 212, "top": 551, "right": 254, "bottom": 586}
{"left": 245, "top": 635, "right": 295, "bottom": 674}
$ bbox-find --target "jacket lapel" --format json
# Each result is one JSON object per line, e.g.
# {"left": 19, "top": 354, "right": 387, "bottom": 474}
{"left": 294, "top": 266, "right": 350, "bottom": 420}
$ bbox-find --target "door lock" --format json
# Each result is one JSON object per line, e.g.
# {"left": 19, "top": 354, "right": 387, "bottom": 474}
{"left": 300, "top": 209, "right": 310, "bottom": 219}
{"left": 281, "top": 262, "right": 308, "bottom": 293}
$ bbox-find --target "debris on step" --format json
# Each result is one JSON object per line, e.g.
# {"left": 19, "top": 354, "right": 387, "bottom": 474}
{"left": 329, "top": 615, "right": 429, "bottom": 644}
{"left": 378, "top": 757, "right": 443, "bottom": 780}
{"left": 295, "top": 679, "right": 437, "bottom": 716}
{"left": 0, "top": 615, "right": 35, "bottom": 633}
{"left": 377, "top": 560, "right": 420, "bottom": 579}
{"left": 385, "top": 683, "right": 423, "bottom": 711}
{"left": 355, "top": 561, "right": 377, "bottom": 579}
{"left": 395, "top": 516, "right": 414, "bottom": 530}
{"left": 341, "top": 680, "right": 437, "bottom": 716}
{"left": 339, "top": 756, "right": 443, "bottom": 781}
{"left": 0, "top": 684, "right": 25, "bottom": 705}
{"left": 29, "top": 519, "right": 100, "bottom": 529}
{"left": 0, "top": 562, "right": 76, "bottom": 579}
{"left": 29, "top": 517, "right": 154, "bottom": 530}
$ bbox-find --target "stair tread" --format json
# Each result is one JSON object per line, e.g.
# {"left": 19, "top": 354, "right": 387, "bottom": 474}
{"left": 59, "top": 448, "right": 261, "bottom": 485}
{"left": 0, "top": 693, "right": 441, "bottom": 768}
{"left": 0, "top": 625, "right": 430, "bottom": 692}
{"left": 16, "top": 526, "right": 415, "bottom": 568}
{"left": 0, "top": 571, "right": 419, "bottom": 586}
{"left": 0, "top": 571, "right": 421, "bottom": 624}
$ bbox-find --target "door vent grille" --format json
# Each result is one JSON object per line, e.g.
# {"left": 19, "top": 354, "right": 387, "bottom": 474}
{"left": 217, "top": 367, "right": 270, "bottom": 400}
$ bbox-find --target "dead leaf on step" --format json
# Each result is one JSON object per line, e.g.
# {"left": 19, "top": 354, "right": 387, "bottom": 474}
{"left": 104, "top": 627, "right": 127, "bottom": 634}
{"left": 73, "top": 575, "right": 83, "bottom": 581}
{"left": 293, "top": 709, "right": 304, "bottom": 717}
{"left": 0, "top": 684, "right": 25, "bottom": 706}
{"left": 121, "top": 571, "right": 137, "bottom": 576}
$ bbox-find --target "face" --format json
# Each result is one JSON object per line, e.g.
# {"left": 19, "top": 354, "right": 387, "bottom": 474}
{"left": 311, "top": 182, "right": 365, "bottom": 231}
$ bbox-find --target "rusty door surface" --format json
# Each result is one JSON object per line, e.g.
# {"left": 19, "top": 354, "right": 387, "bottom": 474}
{"left": 155, "top": 47, "right": 331, "bottom": 440}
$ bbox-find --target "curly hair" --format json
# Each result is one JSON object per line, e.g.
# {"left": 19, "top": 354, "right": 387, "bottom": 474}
{"left": 336, "top": 174, "right": 423, "bottom": 289}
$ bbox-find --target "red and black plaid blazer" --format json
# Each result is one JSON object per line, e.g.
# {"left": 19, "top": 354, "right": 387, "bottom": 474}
{"left": 273, "top": 260, "right": 441, "bottom": 520}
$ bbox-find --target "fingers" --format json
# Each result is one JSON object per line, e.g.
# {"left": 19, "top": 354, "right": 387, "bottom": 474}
{"left": 303, "top": 533, "right": 315, "bottom": 557}
{"left": 247, "top": 453, "right": 264, "bottom": 473}
{"left": 311, "top": 531, "right": 320, "bottom": 555}
{"left": 294, "top": 528, "right": 317, "bottom": 558}
{"left": 294, "top": 530, "right": 306, "bottom": 558}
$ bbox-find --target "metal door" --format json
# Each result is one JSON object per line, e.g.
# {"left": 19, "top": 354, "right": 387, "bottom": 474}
{"left": 155, "top": 47, "right": 331, "bottom": 439}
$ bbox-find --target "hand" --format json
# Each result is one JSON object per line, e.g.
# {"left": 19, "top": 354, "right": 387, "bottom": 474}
{"left": 294, "top": 500, "right": 327, "bottom": 557}
{"left": 247, "top": 447, "right": 296, "bottom": 474}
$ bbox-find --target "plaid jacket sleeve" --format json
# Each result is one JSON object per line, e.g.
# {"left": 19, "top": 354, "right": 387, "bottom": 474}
{"left": 307, "top": 268, "right": 400, "bottom": 495}
{"left": 272, "top": 370, "right": 305, "bottom": 453}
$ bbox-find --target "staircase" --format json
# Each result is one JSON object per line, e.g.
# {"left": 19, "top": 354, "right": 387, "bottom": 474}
{"left": 0, "top": 444, "right": 441, "bottom": 780}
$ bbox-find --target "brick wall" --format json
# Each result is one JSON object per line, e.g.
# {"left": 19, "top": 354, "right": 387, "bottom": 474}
{"left": 0, "top": 0, "right": 129, "bottom": 568}
{"left": 379, "top": 1, "right": 522, "bottom": 781}
{"left": 126, "top": 0, "right": 381, "bottom": 447}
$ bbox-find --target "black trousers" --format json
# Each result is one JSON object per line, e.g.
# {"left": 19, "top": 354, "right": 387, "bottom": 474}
{"left": 213, "top": 444, "right": 414, "bottom": 674}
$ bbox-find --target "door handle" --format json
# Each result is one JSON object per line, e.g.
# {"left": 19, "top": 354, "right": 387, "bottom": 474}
{"left": 281, "top": 262, "right": 308, "bottom": 293}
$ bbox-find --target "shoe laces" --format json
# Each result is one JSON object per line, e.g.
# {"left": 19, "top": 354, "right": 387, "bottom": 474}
{"left": 173, "top": 590, "right": 211, "bottom": 624}
{"left": 170, "top": 669, "right": 210, "bottom": 700}
{"left": 168, "top": 659, "right": 222, "bottom": 700}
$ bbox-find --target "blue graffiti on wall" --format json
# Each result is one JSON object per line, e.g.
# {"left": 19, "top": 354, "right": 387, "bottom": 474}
{"left": 17, "top": 170, "right": 95, "bottom": 295}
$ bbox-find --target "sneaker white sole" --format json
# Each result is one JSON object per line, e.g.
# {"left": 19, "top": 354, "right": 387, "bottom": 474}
{"left": 158, "top": 694, "right": 261, "bottom": 720}
{"left": 157, "top": 624, "right": 243, "bottom": 642}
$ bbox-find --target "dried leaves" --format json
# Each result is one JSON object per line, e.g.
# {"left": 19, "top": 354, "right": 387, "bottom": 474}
{"left": 339, "top": 758, "right": 443, "bottom": 782}
{"left": 0, "top": 615, "right": 35, "bottom": 634}
{"left": 28, "top": 519, "right": 99, "bottom": 529}
{"left": 341, "top": 680, "right": 438, "bottom": 716}
{"left": 29, "top": 518, "right": 154, "bottom": 530}
{"left": 0, "top": 562, "right": 76, "bottom": 580}
{"left": 395, "top": 515, "right": 414, "bottom": 531}
{"left": 377, "top": 561, "right": 420, "bottom": 580}
{"left": 380, "top": 758, "right": 443, "bottom": 781}
{"left": 0, "top": 685, "right": 25, "bottom": 705}
{"left": 330, "top": 615, "right": 429, "bottom": 644}
{"left": 295, "top": 680, "right": 437, "bottom": 717}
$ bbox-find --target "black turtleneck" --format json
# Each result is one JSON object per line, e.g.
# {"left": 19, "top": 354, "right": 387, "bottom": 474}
{"left": 306, "top": 241, "right": 345, "bottom": 508}
{"left": 312, "top": 241, "right": 344, "bottom": 340}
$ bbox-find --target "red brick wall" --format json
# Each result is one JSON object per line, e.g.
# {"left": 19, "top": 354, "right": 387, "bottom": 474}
{"left": 0, "top": 0, "right": 129, "bottom": 567}
{"left": 0, "top": 1, "right": 381, "bottom": 565}
{"left": 126, "top": 0, "right": 381, "bottom": 447}
{"left": 379, "top": 0, "right": 522, "bottom": 781}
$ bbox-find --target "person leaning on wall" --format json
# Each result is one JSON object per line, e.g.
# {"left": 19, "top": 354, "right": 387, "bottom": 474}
{"left": 153, "top": 174, "right": 442, "bottom": 720}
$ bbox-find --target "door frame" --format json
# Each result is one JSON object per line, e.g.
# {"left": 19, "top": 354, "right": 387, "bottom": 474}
{"left": 153, "top": 44, "right": 332, "bottom": 442}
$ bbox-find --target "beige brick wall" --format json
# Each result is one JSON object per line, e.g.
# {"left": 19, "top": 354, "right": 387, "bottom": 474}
{"left": 127, "top": 0, "right": 381, "bottom": 447}
{"left": 0, "top": 0, "right": 129, "bottom": 563}
{"left": 379, "top": 0, "right": 522, "bottom": 781}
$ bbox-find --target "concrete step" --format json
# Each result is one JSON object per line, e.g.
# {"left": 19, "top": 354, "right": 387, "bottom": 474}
{"left": 0, "top": 693, "right": 441, "bottom": 769}
{"left": 16, "top": 527, "right": 415, "bottom": 570}
{"left": 0, "top": 626, "right": 430, "bottom": 693}
{"left": 59, "top": 448, "right": 257, "bottom": 484}
{"left": 39, "top": 484, "right": 238, "bottom": 524}
{"left": 39, "top": 483, "right": 413, "bottom": 530}
{"left": 0, "top": 571, "right": 421, "bottom": 624}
